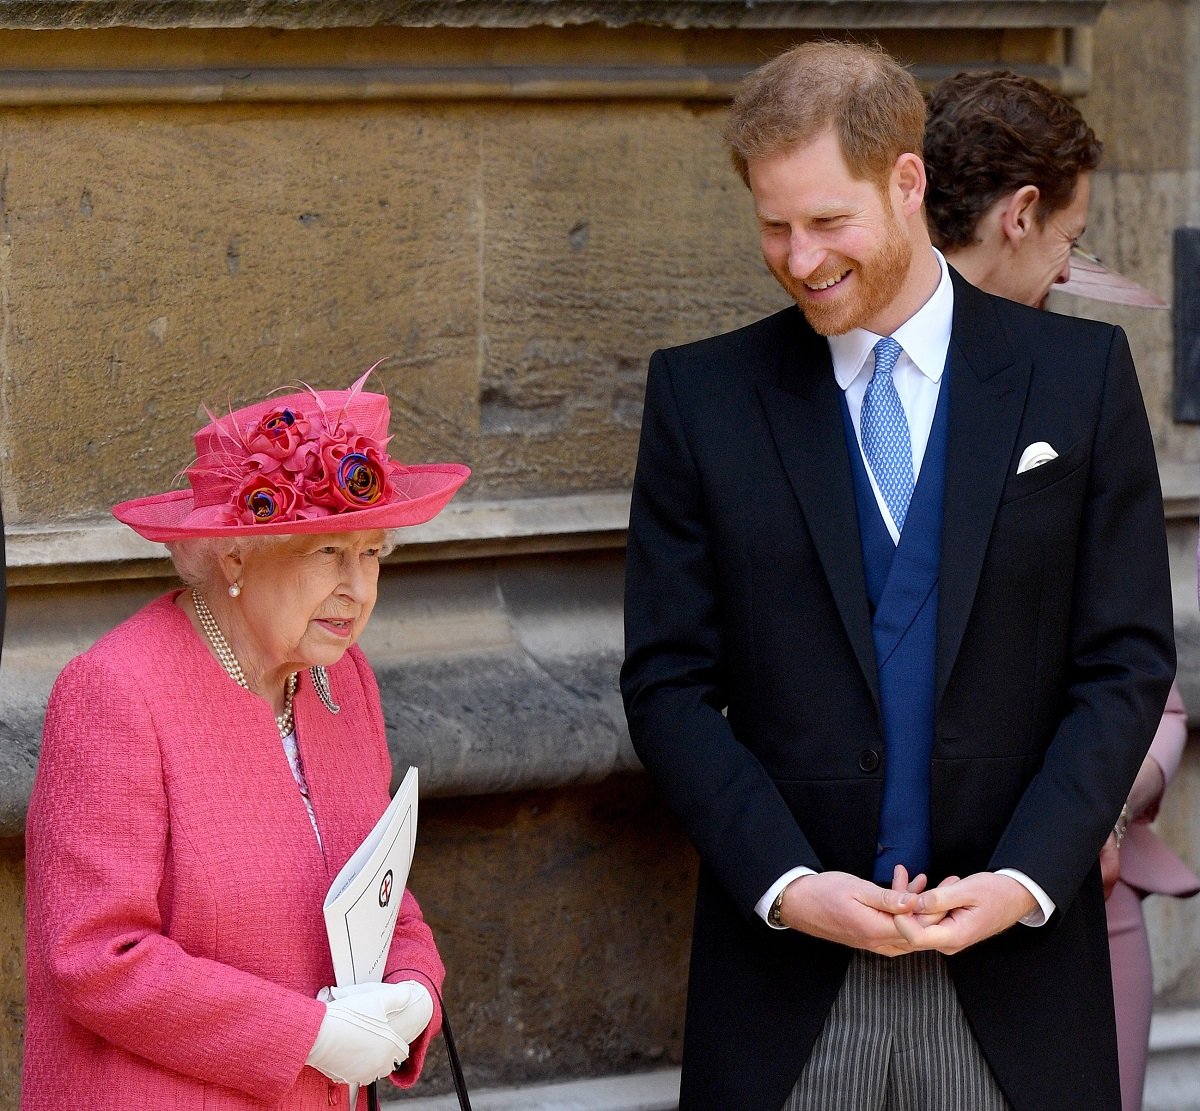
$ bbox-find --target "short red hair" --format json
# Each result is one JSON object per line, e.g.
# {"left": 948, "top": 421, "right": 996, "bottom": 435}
{"left": 726, "top": 41, "right": 926, "bottom": 190}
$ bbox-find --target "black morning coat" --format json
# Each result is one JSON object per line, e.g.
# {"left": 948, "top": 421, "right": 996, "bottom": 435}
{"left": 621, "top": 269, "right": 1176, "bottom": 1111}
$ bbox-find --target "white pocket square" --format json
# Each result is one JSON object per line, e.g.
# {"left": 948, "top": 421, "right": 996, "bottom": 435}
{"left": 1017, "top": 441, "right": 1058, "bottom": 474}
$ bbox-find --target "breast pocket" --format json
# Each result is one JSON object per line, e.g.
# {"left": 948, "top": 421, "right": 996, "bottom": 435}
{"left": 998, "top": 438, "right": 1088, "bottom": 506}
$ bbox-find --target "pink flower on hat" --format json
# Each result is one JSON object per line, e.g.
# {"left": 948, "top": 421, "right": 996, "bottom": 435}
{"left": 111, "top": 364, "right": 471, "bottom": 540}
{"left": 228, "top": 471, "right": 304, "bottom": 526}
{"left": 306, "top": 429, "right": 394, "bottom": 515}
{"left": 210, "top": 403, "right": 398, "bottom": 524}
{"left": 244, "top": 408, "right": 317, "bottom": 475}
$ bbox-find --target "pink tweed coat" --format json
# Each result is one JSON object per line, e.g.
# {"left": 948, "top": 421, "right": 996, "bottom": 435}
{"left": 23, "top": 592, "right": 445, "bottom": 1110}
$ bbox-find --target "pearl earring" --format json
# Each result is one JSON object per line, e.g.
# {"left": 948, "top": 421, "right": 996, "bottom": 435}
{"left": 228, "top": 582, "right": 242, "bottom": 599}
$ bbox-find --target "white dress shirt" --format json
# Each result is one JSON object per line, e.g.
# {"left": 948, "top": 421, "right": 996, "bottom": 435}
{"left": 830, "top": 250, "right": 953, "bottom": 541}
{"left": 755, "top": 249, "right": 1054, "bottom": 929}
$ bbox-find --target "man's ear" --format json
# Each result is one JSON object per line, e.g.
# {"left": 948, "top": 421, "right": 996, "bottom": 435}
{"left": 892, "top": 152, "right": 927, "bottom": 215}
{"left": 999, "top": 185, "right": 1041, "bottom": 246}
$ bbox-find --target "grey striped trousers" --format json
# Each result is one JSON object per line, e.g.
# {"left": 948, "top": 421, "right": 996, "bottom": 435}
{"left": 782, "top": 950, "right": 1013, "bottom": 1111}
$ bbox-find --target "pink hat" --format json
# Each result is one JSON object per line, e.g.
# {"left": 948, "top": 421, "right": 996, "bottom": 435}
{"left": 113, "top": 369, "right": 470, "bottom": 542}
{"left": 1059, "top": 248, "right": 1168, "bottom": 308}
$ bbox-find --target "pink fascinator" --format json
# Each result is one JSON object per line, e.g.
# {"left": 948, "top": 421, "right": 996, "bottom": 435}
{"left": 1059, "top": 248, "right": 1168, "bottom": 308}
{"left": 113, "top": 368, "right": 470, "bottom": 542}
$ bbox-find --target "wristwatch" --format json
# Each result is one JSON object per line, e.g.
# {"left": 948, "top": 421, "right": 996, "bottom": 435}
{"left": 768, "top": 890, "right": 787, "bottom": 928}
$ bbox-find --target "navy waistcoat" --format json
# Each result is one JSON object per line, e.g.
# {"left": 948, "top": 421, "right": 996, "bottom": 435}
{"left": 840, "top": 369, "right": 949, "bottom": 882}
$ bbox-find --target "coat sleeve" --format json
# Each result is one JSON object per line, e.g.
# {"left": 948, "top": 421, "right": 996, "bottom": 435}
{"left": 27, "top": 651, "right": 325, "bottom": 1102}
{"left": 1145, "top": 680, "right": 1188, "bottom": 807}
{"left": 620, "top": 348, "right": 822, "bottom": 917}
{"left": 987, "top": 326, "right": 1176, "bottom": 909}
{"left": 347, "top": 650, "right": 447, "bottom": 1088}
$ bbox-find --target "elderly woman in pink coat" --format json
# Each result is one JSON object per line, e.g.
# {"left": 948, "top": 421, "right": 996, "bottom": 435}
{"left": 22, "top": 372, "right": 469, "bottom": 1111}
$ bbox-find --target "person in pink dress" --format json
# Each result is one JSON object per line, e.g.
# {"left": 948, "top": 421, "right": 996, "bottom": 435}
{"left": 924, "top": 70, "right": 1200, "bottom": 1111}
{"left": 22, "top": 371, "right": 470, "bottom": 1111}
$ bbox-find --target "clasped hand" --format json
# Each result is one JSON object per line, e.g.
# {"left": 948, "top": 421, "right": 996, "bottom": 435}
{"left": 306, "top": 980, "right": 435, "bottom": 1086}
{"left": 776, "top": 866, "right": 1037, "bottom": 957}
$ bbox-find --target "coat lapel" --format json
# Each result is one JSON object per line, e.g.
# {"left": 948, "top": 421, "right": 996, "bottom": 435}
{"left": 755, "top": 313, "right": 880, "bottom": 710}
{"left": 935, "top": 271, "right": 1033, "bottom": 702}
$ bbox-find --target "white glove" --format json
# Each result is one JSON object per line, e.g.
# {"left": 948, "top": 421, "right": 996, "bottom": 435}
{"left": 326, "top": 980, "right": 435, "bottom": 1047}
{"left": 305, "top": 982, "right": 425, "bottom": 1085}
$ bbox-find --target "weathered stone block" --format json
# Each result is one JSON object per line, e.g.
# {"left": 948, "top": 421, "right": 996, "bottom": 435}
{"left": 476, "top": 102, "right": 782, "bottom": 497}
{"left": 402, "top": 777, "right": 694, "bottom": 1099}
{"left": 0, "top": 103, "right": 481, "bottom": 521}
{"left": 1085, "top": 0, "right": 1196, "bottom": 173}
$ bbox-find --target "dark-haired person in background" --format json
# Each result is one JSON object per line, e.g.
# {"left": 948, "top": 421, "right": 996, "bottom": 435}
{"left": 923, "top": 69, "right": 1098, "bottom": 310}
{"left": 924, "top": 69, "right": 1198, "bottom": 1111}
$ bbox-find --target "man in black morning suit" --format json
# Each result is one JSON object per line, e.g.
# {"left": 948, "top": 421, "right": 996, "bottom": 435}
{"left": 620, "top": 42, "right": 1175, "bottom": 1111}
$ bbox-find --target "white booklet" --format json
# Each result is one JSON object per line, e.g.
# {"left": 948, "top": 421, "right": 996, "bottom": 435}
{"left": 323, "top": 765, "right": 419, "bottom": 988}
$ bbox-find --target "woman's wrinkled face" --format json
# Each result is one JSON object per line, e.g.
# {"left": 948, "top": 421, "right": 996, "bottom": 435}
{"left": 234, "top": 529, "right": 386, "bottom": 676}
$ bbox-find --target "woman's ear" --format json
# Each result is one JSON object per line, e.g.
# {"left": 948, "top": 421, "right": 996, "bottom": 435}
{"left": 215, "top": 541, "right": 246, "bottom": 596}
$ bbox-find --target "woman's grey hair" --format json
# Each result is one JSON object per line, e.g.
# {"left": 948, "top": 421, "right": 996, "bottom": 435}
{"left": 165, "top": 536, "right": 280, "bottom": 591}
{"left": 166, "top": 530, "right": 400, "bottom": 590}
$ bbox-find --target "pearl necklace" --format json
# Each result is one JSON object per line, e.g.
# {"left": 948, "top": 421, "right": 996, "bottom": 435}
{"left": 193, "top": 591, "right": 298, "bottom": 738}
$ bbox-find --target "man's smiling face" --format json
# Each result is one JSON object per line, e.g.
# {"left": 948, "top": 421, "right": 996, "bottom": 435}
{"left": 751, "top": 129, "right": 915, "bottom": 337}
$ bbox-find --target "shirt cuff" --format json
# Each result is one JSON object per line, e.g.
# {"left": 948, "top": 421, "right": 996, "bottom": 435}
{"left": 755, "top": 866, "right": 817, "bottom": 928}
{"left": 995, "top": 868, "right": 1055, "bottom": 926}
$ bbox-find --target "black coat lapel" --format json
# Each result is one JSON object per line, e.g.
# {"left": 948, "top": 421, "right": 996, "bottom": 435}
{"left": 935, "top": 271, "right": 1033, "bottom": 701}
{"left": 755, "top": 316, "right": 880, "bottom": 710}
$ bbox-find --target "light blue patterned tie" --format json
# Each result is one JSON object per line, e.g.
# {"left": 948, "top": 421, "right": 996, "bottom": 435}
{"left": 860, "top": 336, "right": 915, "bottom": 531}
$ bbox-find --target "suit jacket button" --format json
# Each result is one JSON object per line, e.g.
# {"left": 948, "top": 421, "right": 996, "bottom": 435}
{"left": 858, "top": 749, "right": 880, "bottom": 772}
